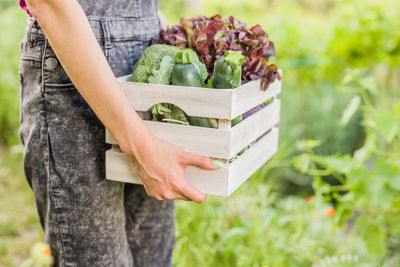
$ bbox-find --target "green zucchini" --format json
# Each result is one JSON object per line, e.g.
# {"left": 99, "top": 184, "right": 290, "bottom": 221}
{"left": 211, "top": 51, "right": 244, "bottom": 89}
{"left": 171, "top": 64, "right": 205, "bottom": 87}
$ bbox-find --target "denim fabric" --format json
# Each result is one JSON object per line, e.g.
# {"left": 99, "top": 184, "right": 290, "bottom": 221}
{"left": 18, "top": 1, "right": 175, "bottom": 266}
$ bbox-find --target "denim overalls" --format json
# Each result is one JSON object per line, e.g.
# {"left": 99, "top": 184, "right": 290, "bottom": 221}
{"left": 18, "top": 0, "right": 175, "bottom": 266}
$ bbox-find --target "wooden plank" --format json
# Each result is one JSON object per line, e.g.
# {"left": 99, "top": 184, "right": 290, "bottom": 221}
{"left": 106, "top": 101, "right": 280, "bottom": 158}
{"left": 119, "top": 79, "right": 234, "bottom": 119}
{"left": 229, "top": 100, "right": 280, "bottom": 158}
{"left": 231, "top": 71, "right": 282, "bottom": 118}
{"left": 184, "top": 165, "right": 230, "bottom": 196}
{"left": 228, "top": 128, "right": 279, "bottom": 195}
{"left": 105, "top": 150, "right": 142, "bottom": 184}
{"left": 117, "top": 73, "right": 281, "bottom": 120}
{"left": 105, "top": 149, "right": 230, "bottom": 196}
{"left": 106, "top": 121, "right": 232, "bottom": 158}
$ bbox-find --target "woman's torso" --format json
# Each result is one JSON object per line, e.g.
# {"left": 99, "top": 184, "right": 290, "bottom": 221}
{"left": 80, "top": 0, "right": 160, "bottom": 18}
{"left": 20, "top": 0, "right": 160, "bottom": 18}
{"left": 21, "top": 0, "right": 161, "bottom": 79}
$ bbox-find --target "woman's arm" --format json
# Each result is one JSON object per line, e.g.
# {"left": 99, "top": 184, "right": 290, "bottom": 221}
{"left": 158, "top": 10, "right": 168, "bottom": 30}
{"left": 26, "top": 0, "right": 219, "bottom": 203}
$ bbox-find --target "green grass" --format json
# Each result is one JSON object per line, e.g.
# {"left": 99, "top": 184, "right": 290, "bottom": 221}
{"left": 0, "top": 147, "right": 44, "bottom": 267}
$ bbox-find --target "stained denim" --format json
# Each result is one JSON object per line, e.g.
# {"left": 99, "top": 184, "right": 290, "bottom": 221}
{"left": 18, "top": 1, "right": 175, "bottom": 266}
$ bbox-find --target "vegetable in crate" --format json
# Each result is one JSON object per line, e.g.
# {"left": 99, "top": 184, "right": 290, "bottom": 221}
{"left": 131, "top": 44, "right": 179, "bottom": 83}
{"left": 152, "top": 103, "right": 189, "bottom": 125}
{"left": 171, "top": 49, "right": 207, "bottom": 87}
{"left": 148, "top": 55, "right": 174, "bottom": 84}
{"left": 159, "top": 15, "right": 281, "bottom": 90}
{"left": 144, "top": 55, "right": 187, "bottom": 123}
{"left": 209, "top": 50, "right": 245, "bottom": 126}
{"left": 170, "top": 50, "right": 212, "bottom": 127}
{"left": 131, "top": 44, "right": 188, "bottom": 124}
{"left": 210, "top": 50, "right": 244, "bottom": 89}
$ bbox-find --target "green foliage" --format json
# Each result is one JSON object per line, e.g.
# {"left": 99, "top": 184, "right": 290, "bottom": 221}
{"left": 0, "top": 0, "right": 16, "bottom": 10}
{"left": 293, "top": 70, "right": 400, "bottom": 258}
{"left": 0, "top": 7, "right": 26, "bottom": 144}
{"left": 174, "top": 184, "right": 371, "bottom": 266}
{"left": 327, "top": 0, "right": 400, "bottom": 68}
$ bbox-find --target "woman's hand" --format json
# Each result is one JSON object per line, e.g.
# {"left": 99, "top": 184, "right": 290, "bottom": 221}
{"left": 122, "top": 133, "right": 221, "bottom": 204}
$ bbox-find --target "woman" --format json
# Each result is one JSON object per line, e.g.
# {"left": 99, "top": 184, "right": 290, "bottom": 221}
{"left": 19, "top": 0, "right": 222, "bottom": 265}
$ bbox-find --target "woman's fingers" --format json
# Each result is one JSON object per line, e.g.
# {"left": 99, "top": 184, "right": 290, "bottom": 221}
{"left": 174, "top": 178, "right": 207, "bottom": 204}
{"left": 175, "top": 193, "right": 192, "bottom": 201}
{"left": 182, "top": 151, "right": 224, "bottom": 170}
{"left": 144, "top": 182, "right": 200, "bottom": 202}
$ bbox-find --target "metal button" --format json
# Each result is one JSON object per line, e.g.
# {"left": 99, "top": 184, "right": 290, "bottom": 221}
{"left": 45, "top": 57, "right": 58, "bottom": 70}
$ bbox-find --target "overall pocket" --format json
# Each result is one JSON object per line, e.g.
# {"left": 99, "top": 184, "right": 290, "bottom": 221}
{"left": 42, "top": 40, "right": 76, "bottom": 93}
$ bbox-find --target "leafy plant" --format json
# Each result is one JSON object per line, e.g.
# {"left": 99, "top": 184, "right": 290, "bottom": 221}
{"left": 159, "top": 14, "right": 280, "bottom": 89}
{"left": 293, "top": 69, "right": 400, "bottom": 259}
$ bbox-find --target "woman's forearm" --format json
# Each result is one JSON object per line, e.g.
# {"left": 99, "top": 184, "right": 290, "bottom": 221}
{"left": 158, "top": 10, "right": 168, "bottom": 30}
{"left": 26, "top": 0, "right": 150, "bottom": 156}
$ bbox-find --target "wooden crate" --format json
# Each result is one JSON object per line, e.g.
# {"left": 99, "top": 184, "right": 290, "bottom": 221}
{"left": 105, "top": 73, "right": 282, "bottom": 197}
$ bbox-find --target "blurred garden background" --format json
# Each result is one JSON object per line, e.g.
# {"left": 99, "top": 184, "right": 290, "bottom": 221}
{"left": 0, "top": 0, "right": 399, "bottom": 266}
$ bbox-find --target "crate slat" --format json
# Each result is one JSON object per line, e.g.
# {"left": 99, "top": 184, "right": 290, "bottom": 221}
{"left": 118, "top": 76, "right": 234, "bottom": 119}
{"left": 231, "top": 76, "right": 282, "bottom": 119}
{"left": 106, "top": 99, "right": 280, "bottom": 158}
{"left": 117, "top": 74, "right": 281, "bottom": 119}
{"left": 229, "top": 100, "right": 280, "bottom": 158}
{"left": 228, "top": 128, "right": 279, "bottom": 195}
{"left": 106, "top": 100, "right": 280, "bottom": 158}
{"left": 105, "top": 149, "right": 230, "bottom": 196}
{"left": 106, "top": 122, "right": 231, "bottom": 158}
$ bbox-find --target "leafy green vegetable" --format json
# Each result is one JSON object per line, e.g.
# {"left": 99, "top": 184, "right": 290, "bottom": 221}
{"left": 131, "top": 44, "right": 180, "bottom": 83}
{"left": 151, "top": 103, "right": 189, "bottom": 125}
{"left": 148, "top": 56, "right": 174, "bottom": 85}
{"left": 160, "top": 15, "right": 278, "bottom": 87}
{"left": 162, "top": 104, "right": 189, "bottom": 125}
{"left": 145, "top": 54, "right": 176, "bottom": 122}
